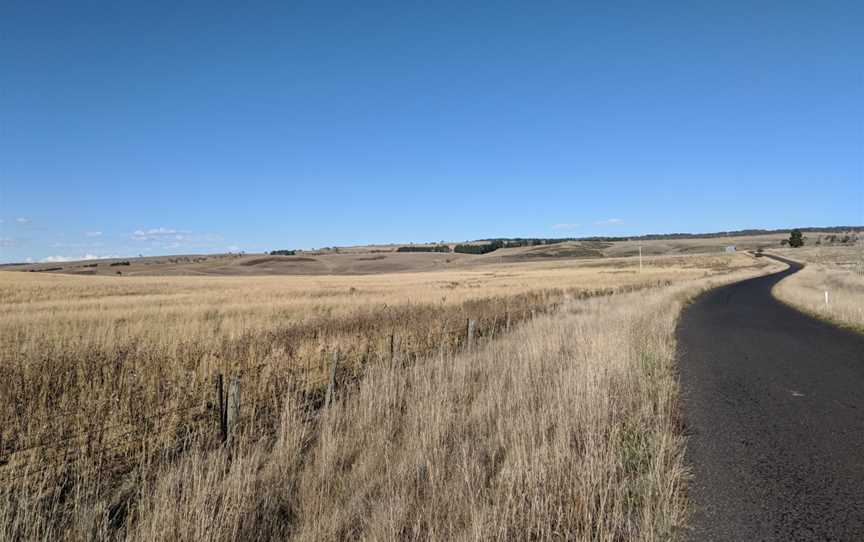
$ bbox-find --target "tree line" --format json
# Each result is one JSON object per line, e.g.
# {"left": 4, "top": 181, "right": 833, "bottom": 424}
{"left": 396, "top": 245, "right": 450, "bottom": 253}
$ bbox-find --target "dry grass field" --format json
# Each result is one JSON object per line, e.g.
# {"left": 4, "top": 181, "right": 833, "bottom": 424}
{"left": 773, "top": 245, "right": 864, "bottom": 332}
{"left": 1, "top": 253, "right": 780, "bottom": 540}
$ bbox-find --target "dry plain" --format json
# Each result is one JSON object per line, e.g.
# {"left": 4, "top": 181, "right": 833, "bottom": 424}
{"left": 5, "top": 232, "right": 799, "bottom": 277}
{"left": 1, "top": 249, "right": 784, "bottom": 539}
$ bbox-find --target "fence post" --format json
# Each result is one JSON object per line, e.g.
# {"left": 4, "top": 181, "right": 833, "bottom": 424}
{"left": 215, "top": 373, "right": 226, "bottom": 443}
{"left": 325, "top": 352, "right": 339, "bottom": 408}
{"left": 226, "top": 377, "right": 241, "bottom": 446}
{"left": 466, "top": 319, "right": 476, "bottom": 350}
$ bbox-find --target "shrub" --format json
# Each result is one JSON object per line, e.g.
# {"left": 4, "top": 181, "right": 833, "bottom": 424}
{"left": 789, "top": 229, "right": 804, "bottom": 248}
{"left": 454, "top": 240, "right": 504, "bottom": 254}
{"left": 396, "top": 245, "right": 450, "bottom": 253}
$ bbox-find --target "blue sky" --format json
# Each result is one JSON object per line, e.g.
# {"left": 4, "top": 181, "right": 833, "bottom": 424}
{"left": 1, "top": 1, "right": 862, "bottom": 263}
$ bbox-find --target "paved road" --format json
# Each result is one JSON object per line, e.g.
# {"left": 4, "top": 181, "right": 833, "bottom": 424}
{"left": 678, "top": 255, "right": 864, "bottom": 541}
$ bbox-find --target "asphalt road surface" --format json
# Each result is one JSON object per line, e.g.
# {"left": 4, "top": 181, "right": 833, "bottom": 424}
{"left": 678, "top": 255, "right": 864, "bottom": 541}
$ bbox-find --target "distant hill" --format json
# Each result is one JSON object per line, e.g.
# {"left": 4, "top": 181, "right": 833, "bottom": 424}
{"left": 3, "top": 226, "right": 859, "bottom": 276}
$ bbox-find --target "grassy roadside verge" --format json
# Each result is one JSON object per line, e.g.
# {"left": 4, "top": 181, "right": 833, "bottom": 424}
{"left": 771, "top": 249, "right": 864, "bottom": 334}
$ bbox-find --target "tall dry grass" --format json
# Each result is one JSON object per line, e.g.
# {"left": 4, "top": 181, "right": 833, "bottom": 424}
{"left": 773, "top": 246, "right": 864, "bottom": 331}
{"left": 0, "top": 254, "right": 777, "bottom": 540}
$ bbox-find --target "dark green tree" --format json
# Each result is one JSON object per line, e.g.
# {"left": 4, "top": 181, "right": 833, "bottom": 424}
{"left": 788, "top": 229, "right": 804, "bottom": 248}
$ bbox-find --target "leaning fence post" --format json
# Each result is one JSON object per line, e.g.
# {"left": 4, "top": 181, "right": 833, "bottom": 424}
{"left": 466, "top": 319, "right": 476, "bottom": 350}
{"left": 325, "top": 352, "right": 339, "bottom": 408}
{"left": 226, "top": 377, "right": 241, "bottom": 446}
{"left": 215, "top": 373, "right": 226, "bottom": 443}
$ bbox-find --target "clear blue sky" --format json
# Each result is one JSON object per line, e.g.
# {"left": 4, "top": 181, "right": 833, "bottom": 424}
{"left": 1, "top": 1, "right": 862, "bottom": 263}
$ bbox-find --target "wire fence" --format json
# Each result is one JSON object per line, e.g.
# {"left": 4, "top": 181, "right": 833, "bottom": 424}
{"left": 0, "top": 402, "right": 211, "bottom": 484}
{"left": 0, "top": 280, "right": 667, "bottom": 487}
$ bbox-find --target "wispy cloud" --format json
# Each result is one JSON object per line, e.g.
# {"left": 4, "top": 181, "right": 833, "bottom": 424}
{"left": 551, "top": 223, "right": 580, "bottom": 231}
{"left": 15, "top": 217, "right": 31, "bottom": 224}
{"left": 130, "top": 227, "right": 224, "bottom": 253}
{"left": 594, "top": 218, "right": 624, "bottom": 226}
{"left": 51, "top": 240, "right": 104, "bottom": 249}
{"left": 85, "top": 231, "right": 103, "bottom": 237}
{"left": 132, "top": 227, "right": 183, "bottom": 241}
{"left": 0, "top": 237, "right": 16, "bottom": 247}
{"left": 42, "top": 254, "right": 119, "bottom": 263}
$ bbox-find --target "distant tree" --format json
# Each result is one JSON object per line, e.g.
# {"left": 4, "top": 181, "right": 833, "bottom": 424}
{"left": 788, "top": 229, "right": 804, "bottom": 248}
{"left": 396, "top": 245, "right": 449, "bottom": 253}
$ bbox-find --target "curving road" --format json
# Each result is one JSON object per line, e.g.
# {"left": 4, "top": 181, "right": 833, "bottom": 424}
{"left": 678, "top": 255, "right": 864, "bottom": 541}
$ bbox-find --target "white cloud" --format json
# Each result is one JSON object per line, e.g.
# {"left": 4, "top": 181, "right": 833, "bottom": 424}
{"left": 15, "top": 217, "right": 31, "bottom": 224}
{"left": 551, "top": 223, "right": 580, "bottom": 230}
{"left": 85, "top": 231, "right": 103, "bottom": 237}
{"left": 0, "top": 237, "right": 15, "bottom": 247}
{"left": 132, "top": 227, "right": 181, "bottom": 241}
{"left": 594, "top": 218, "right": 624, "bottom": 225}
{"left": 226, "top": 245, "right": 241, "bottom": 252}
{"left": 130, "top": 227, "right": 224, "bottom": 252}
{"left": 25, "top": 257, "right": 33, "bottom": 263}
{"left": 42, "top": 254, "right": 120, "bottom": 263}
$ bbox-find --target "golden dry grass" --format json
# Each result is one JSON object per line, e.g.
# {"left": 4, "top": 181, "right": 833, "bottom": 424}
{"left": 0, "top": 253, "right": 778, "bottom": 540}
{"left": 773, "top": 246, "right": 864, "bottom": 332}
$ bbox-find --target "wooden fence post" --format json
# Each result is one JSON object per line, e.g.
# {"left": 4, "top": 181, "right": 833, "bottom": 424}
{"left": 390, "top": 333, "right": 400, "bottom": 368}
{"left": 226, "top": 377, "right": 241, "bottom": 446}
{"left": 325, "top": 352, "right": 339, "bottom": 408}
{"left": 466, "top": 319, "right": 476, "bottom": 350}
{"left": 215, "top": 373, "right": 226, "bottom": 443}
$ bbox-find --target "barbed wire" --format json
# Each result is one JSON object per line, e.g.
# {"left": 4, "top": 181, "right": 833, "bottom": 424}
{"left": 0, "top": 415, "right": 219, "bottom": 485}
{"left": 1, "top": 403, "right": 205, "bottom": 459}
